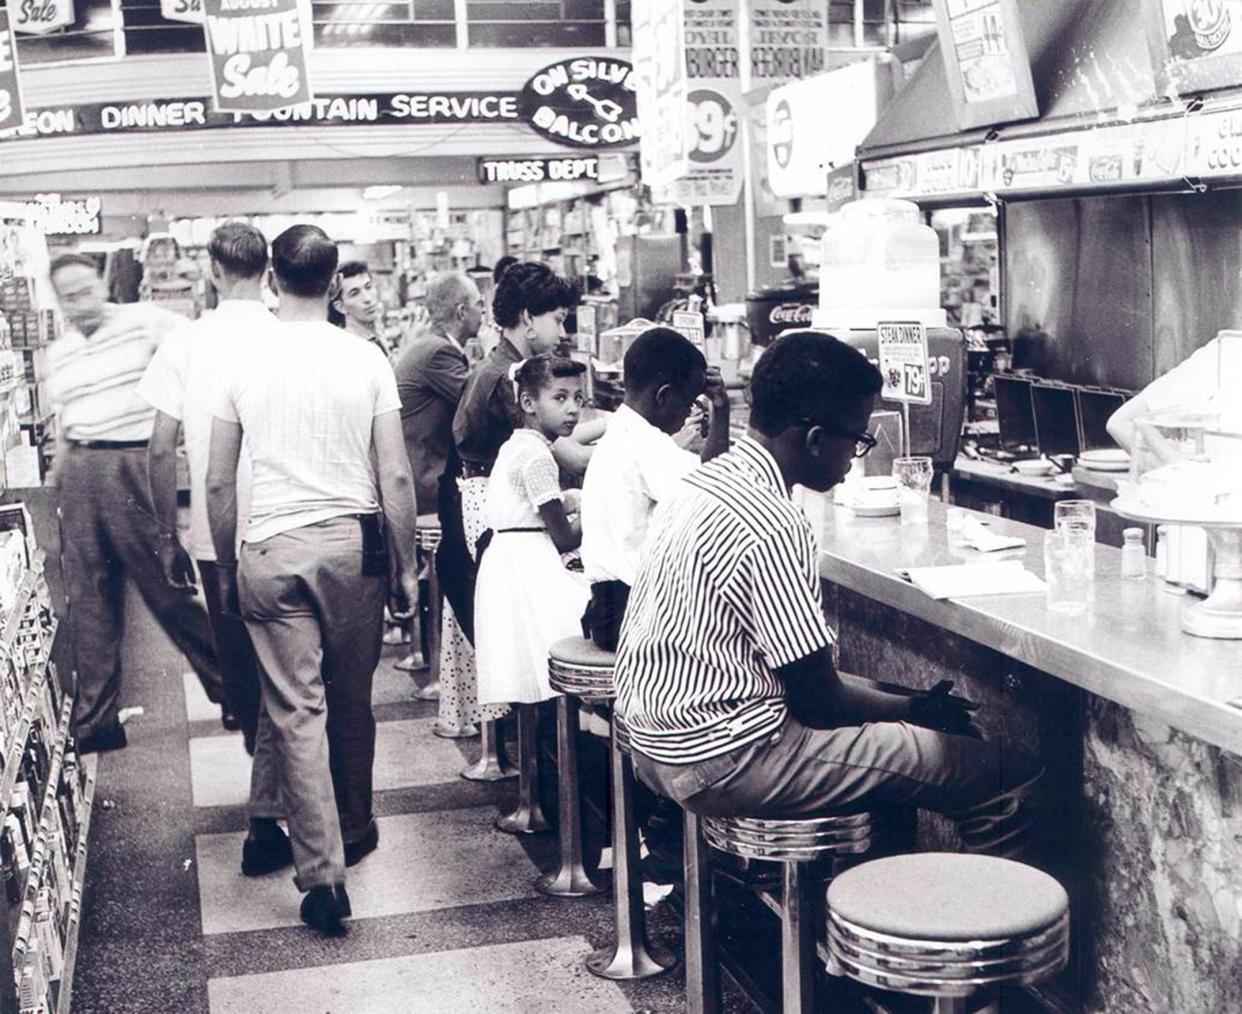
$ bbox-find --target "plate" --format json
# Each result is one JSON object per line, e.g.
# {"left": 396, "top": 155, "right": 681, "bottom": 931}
{"left": 1080, "top": 449, "right": 1130, "bottom": 472}
{"left": 853, "top": 504, "right": 900, "bottom": 518}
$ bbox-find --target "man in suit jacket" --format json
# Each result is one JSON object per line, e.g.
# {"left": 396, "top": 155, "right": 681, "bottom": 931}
{"left": 394, "top": 272, "right": 484, "bottom": 515}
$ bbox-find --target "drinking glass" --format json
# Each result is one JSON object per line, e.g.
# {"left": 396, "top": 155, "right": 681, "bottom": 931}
{"left": 893, "top": 456, "right": 934, "bottom": 525}
{"left": 1044, "top": 532, "right": 1092, "bottom": 615}
{"left": 1054, "top": 500, "right": 1097, "bottom": 539}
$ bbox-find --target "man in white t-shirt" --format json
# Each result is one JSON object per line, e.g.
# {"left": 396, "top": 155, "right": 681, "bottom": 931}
{"left": 206, "top": 225, "right": 420, "bottom": 936}
{"left": 137, "top": 221, "right": 290, "bottom": 877}
{"left": 580, "top": 326, "right": 730, "bottom": 650}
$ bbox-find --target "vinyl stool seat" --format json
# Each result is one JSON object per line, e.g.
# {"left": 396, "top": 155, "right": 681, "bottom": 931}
{"left": 548, "top": 636, "right": 617, "bottom": 703}
{"left": 413, "top": 513, "right": 442, "bottom": 550}
{"left": 826, "top": 853, "right": 1069, "bottom": 1010}
{"left": 688, "top": 811, "right": 874, "bottom": 1013}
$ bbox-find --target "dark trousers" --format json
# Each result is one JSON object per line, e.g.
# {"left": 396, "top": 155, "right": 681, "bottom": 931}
{"left": 239, "top": 517, "right": 385, "bottom": 889}
{"left": 435, "top": 462, "right": 476, "bottom": 644}
{"left": 59, "top": 444, "right": 223, "bottom": 740}
{"left": 198, "top": 559, "right": 263, "bottom": 752}
{"left": 584, "top": 580, "right": 630, "bottom": 652}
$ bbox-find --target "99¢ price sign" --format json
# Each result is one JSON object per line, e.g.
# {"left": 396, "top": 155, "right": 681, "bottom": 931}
{"left": 687, "top": 88, "right": 737, "bottom": 163}
{"left": 877, "top": 322, "right": 932, "bottom": 406}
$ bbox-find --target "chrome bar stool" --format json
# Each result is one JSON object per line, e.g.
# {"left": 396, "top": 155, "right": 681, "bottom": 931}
{"left": 537, "top": 636, "right": 615, "bottom": 898}
{"left": 588, "top": 707, "right": 674, "bottom": 981}
{"left": 405, "top": 514, "right": 442, "bottom": 701}
{"left": 461, "top": 718, "right": 517, "bottom": 781}
{"left": 826, "top": 853, "right": 1069, "bottom": 1014}
{"left": 494, "top": 703, "right": 551, "bottom": 834}
{"left": 687, "top": 811, "right": 874, "bottom": 1013}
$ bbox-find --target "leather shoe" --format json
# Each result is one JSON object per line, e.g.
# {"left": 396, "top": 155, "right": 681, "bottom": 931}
{"left": 220, "top": 707, "right": 241, "bottom": 732}
{"left": 344, "top": 825, "right": 379, "bottom": 867}
{"left": 241, "top": 826, "right": 294, "bottom": 877}
{"left": 300, "top": 884, "right": 350, "bottom": 936}
{"left": 78, "top": 722, "right": 128, "bottom": 755}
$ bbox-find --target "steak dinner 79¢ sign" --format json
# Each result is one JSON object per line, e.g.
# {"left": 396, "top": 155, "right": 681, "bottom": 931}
{"left": 877, "top": 321, "right": 932, "bottom": 406}
{"left": 203, "top": 0, "right": 313, "bottom": 115}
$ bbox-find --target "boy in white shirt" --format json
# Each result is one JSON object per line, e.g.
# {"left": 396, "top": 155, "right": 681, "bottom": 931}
{"left": 580, "top": 326, "right": 730, "bottom": 650}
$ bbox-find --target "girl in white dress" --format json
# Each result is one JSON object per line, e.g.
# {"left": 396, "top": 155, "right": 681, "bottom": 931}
{"left": 475, "top": 355, "right": 590, "bottom": 705}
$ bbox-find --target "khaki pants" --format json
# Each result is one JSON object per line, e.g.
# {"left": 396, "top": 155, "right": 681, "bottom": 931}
{"left": 239, "top": 516, "right": 385, "bottom": 891}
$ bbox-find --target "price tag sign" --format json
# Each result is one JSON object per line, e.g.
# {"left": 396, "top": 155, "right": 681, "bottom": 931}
{"left": 162, "top": 0, "right": 204, "bottom": 25}
{"left": 877, "top": 321, "right": 932, "bottom": 406}
{"left": 672, "top": 310, "right": 706, "bottom": 349}
{"left": 203, "top": 0, "right": 314, "bottom": 115}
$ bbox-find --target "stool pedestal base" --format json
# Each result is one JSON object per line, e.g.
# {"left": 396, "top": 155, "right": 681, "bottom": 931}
{"left": 536, "top": 695, "right": 601, "bottom": 898}
{"left": 461, "top": 719, "right": 517, "bottom": 781}
{"left": 495, "top": 704, "right": 550, "bottom": 834}
{"left": 586, "top": 721, "right": 673, "bottom": 981}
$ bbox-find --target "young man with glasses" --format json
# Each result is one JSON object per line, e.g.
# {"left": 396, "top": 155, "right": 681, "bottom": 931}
{"left": 615, "top": 331, "right": 1043, "bottom": 858}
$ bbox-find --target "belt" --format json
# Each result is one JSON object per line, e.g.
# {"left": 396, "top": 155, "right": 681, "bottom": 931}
{"left": 69, "top": 439, "right": 149, "bottom": 450}
{"left": 461, "top": 462, "right": 492, "bottom": 479}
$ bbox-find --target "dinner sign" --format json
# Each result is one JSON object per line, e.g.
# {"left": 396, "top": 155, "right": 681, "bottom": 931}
{"left": 203, "top": 0, "right": 313, "bottom": 115}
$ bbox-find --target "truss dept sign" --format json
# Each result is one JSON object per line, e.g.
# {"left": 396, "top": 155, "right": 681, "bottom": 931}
{"left": 203, "top": 0, "right": 313, "bottom": 115}
{"left": 519, "top": 58, "right": 639, "bottom": 149}
{"left": 476, "top": 156, "right": 600, "bottom": 184}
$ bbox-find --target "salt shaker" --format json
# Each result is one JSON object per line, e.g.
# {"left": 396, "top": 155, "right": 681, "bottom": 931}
{"left": 1121, "top": 528, "right": 1146, "bottom": 581}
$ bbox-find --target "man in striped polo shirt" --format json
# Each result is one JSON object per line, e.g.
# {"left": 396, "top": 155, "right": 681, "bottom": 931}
{"left": 47, "top": 254, "right": 223, "bottom": 754}
{"left": 615, "top": 331, "right": 1042, "bottom": 857}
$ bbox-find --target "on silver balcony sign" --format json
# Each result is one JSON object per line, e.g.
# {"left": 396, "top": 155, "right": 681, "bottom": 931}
{"left": 519, "top": 58, "right": 639, "bottom": 149}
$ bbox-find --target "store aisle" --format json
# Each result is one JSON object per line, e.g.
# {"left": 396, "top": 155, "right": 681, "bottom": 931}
{"left": 68, "top": 591, "right": 756, "bottom": 1014}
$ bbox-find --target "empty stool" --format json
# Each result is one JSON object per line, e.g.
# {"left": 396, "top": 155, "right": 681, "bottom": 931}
{"left": 537, "top": 636, "right": 615, "bottom": 898}
{"left": 404, "top": 514, "right": 442, "bottom": 702}
{"left": 826, "top": 853, "right": 1069, "bottom": 1014}
{"left": 588, "top": 707, "right": 673, "bottom": 980}
{"left": 689, "top": 811, "right": 873, "bottom": 1013}
{"left": 494, "top": 703, "right": 551, "bottom": 834}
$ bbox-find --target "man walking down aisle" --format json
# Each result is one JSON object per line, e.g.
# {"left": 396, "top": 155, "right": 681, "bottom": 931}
{"left": 206, "top": 225, "right": 420, "bottom": 936}
{"left": 137, "top": 222, "right": 293, "bottom": 877}
{"left": 331, "top": 260, "right": 393, "bottom": 358}
{"left": 47, "top": 254, "right": 225, "bottom": 755}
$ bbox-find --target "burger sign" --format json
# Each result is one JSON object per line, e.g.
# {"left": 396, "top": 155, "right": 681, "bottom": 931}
{"left": 519, "top": 58, "right": 640, "bottom": 150}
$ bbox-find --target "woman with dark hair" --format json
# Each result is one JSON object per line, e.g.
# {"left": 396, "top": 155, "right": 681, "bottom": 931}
{"left": 431, "top": 263, "right": 599, "bottom": 747}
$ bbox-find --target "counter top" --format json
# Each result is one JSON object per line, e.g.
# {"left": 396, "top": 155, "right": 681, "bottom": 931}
{"left": 951, "top": 455, "right": 1079, "bottom": 500}
{"left": 816, "top": 499, "right": 1242, "bottom": 755}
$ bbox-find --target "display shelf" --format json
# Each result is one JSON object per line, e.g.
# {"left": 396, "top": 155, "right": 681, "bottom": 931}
{"left": 54, "top": 759, "right": 94, "bottom": 1014}
{"left": 9, "top": 692, "right": 74, "bottom": 956}
{"left": 0, "top": 553, "right": 43, "bottom": 654}
{"left": 0, "top": 664, "right": 51, "bottom": 815}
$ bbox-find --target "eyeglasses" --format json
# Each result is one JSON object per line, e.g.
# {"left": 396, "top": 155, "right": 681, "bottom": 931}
{"left": 796, "top": 419, "right": 877, "bottom": 459}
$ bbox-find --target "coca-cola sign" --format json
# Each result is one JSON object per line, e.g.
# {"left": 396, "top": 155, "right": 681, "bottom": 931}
{"left": 769, "top": 302, "right": 814, "bottom": 326}
{"left": 11, "top": 0, "right": 75, "bottom": 35}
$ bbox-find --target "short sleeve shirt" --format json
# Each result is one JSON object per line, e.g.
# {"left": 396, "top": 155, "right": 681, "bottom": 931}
{"left": 1142, "top": 336, "right": 1225, "bottom": 417}
{"left": 136, "top": 301, "right": 272, "bottom": 559}
{"left": 580, "top": 404, "right": 699, "bottom": 586}
{"left": 214, "top": 320, "right": 401, "bottom": 543}
{"left": 614, "top": 437, "right": 835, "bottom": 765}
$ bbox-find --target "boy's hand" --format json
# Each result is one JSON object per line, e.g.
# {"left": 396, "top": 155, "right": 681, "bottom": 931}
{"left": 703, "top": 367, "right": 730, "bottom": 410}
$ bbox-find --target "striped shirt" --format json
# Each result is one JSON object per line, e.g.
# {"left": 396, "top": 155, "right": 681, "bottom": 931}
{"left": 46, "top": 302, "right": 183, "bottom": 442}
{"left": 614, "top": 437, "right": 834, "bottom": 765}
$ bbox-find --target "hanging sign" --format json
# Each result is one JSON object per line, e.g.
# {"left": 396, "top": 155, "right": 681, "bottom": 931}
{"left": 0, "top": 11, "right": 24, "bottom": 135}
{"left": 739, "top": 0, "right": 827, "bottom": 93}
{"left": 932, "top": 0, "right": 1038, "bottom": 130}
{"left": 518, "top": 58, "right": 639, "bottom": 149}
{"left": 877, "top": 322, "right": 932, "bottom": 406}
{"left": 1143, "top": 0, "right": 1242, "bottom": 94}
{"left": 672, "top": 310, "right": 705, "bottom": 349}
{"left": 23, "top": 194, "right": 101, "bottom": 235}
{"left": 653, "top": 0, "right": 744, "bottom": 208}
{"left": 10, "top": 0, "right": 75, "bottom": 35}
{"left": 202, "top": 0, "right": 314, "bottom": 115}
{"left": 162, "top": 0, "right": 205, "bottom": 25}
{"left": 477, "top": 156, "right": 600, "bottom": 185}
{"left": 632, "top": 0, "right": 690, "bottom": 188}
